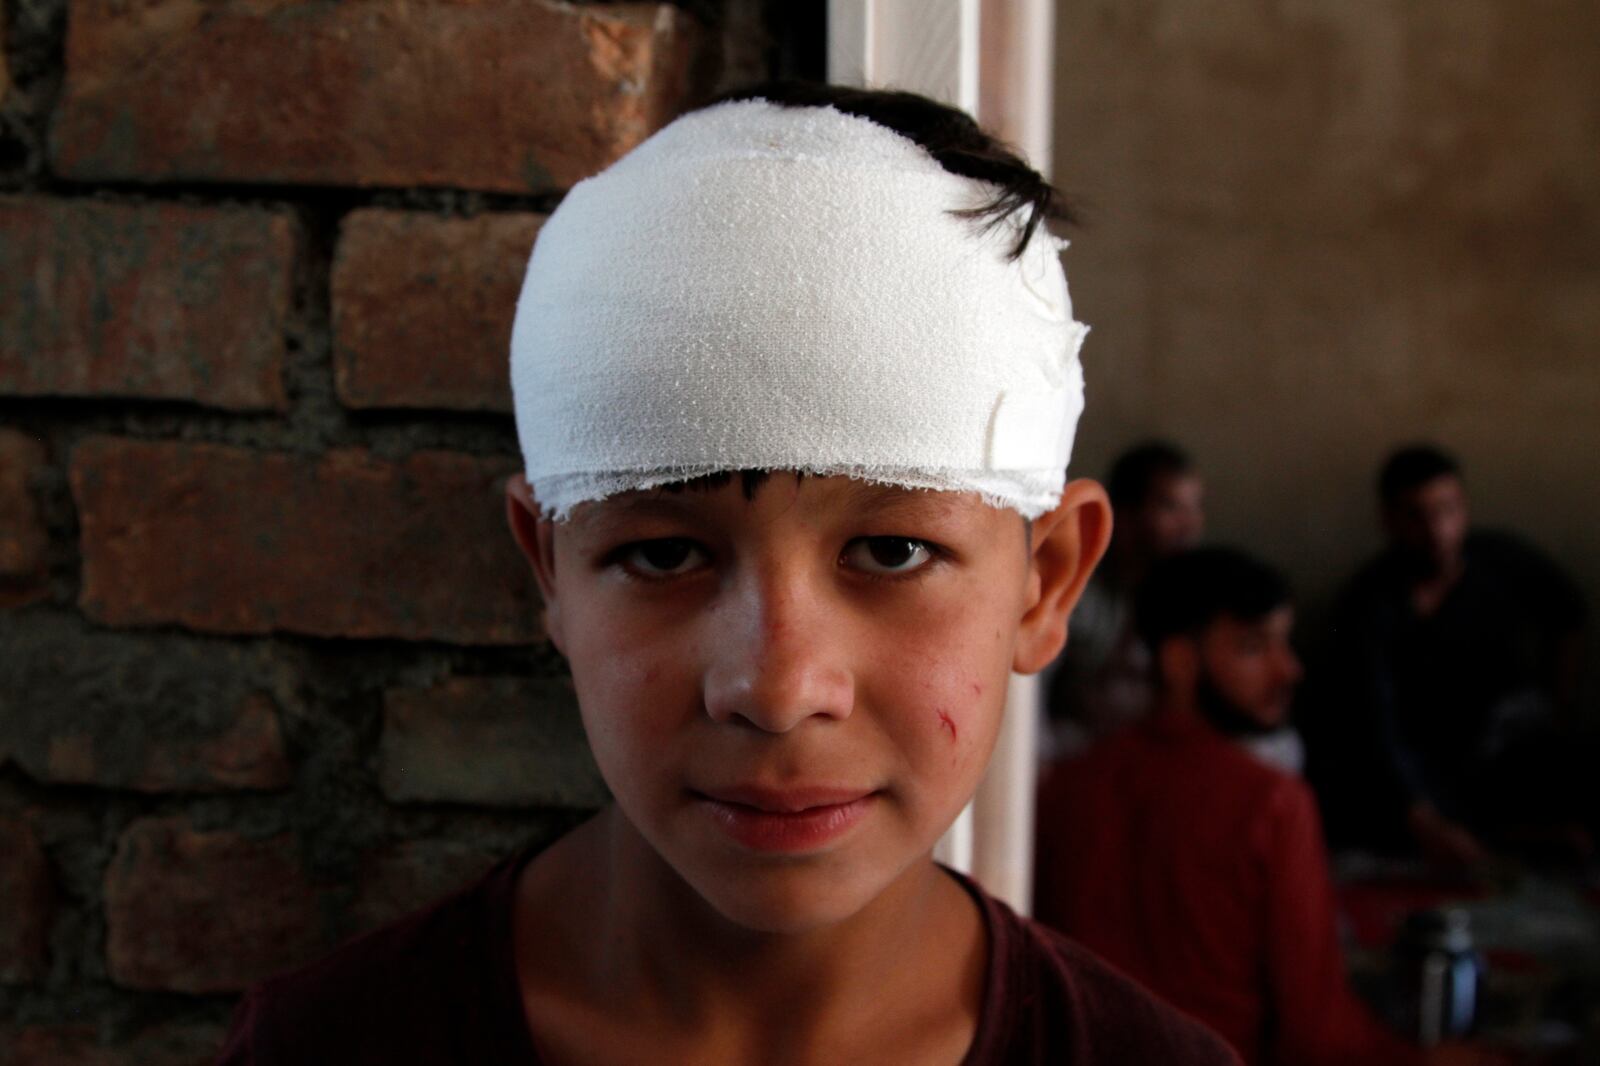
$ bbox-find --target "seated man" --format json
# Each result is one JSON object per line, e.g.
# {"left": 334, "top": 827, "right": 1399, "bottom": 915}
{"left": 1317, "top": 445, "right": 1588, "bottom": 864}
{"left": 1042, "top": 440, "right": 1203, "bottom": 756}
{"left": 1035, "top": 547, "right": 1474, "bottom": 1066}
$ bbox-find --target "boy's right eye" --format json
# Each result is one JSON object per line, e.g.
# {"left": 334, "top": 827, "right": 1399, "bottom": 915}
{"left": 615, "top": 538, "right": 706, "bottom": 578}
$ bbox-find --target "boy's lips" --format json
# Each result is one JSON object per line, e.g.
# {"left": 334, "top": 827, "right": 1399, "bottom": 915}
{"left": 691, "top": 785, "right": 878, "bottom": 852}
{"left": 695, "top": 784, "right": 876, "bottom": 812}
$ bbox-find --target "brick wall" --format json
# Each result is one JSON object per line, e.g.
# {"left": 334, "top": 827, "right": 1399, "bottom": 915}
{"left": 0, "top": 1, "right": 778, "bottom": 1059}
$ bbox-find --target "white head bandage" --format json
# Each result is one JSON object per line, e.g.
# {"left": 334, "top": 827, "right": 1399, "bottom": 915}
{"left": 510, "top": 99, "right": 1088, "bottom": 519}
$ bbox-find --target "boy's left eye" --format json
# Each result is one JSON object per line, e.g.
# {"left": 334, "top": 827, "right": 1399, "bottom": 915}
{"left": 841, "top": 537, "right": 936, "bottom": 576}
{"left": 615, "top": 538, "right": 707, "bottom": 578}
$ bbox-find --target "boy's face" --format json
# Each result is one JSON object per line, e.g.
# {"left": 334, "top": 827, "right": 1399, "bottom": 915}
{"left": 511, "top": 473, "right": 1105, "bottom": 934}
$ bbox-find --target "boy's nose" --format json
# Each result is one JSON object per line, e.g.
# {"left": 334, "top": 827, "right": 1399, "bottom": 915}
{"left": 701, "top": 572, "right": 855, "bottom": 733}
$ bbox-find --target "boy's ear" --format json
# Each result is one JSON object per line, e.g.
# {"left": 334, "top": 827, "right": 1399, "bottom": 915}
{"left": 505, "top": 475, "right": 566, "bottom": 655}
{"left": 1013, "top": 478, "right": 1113, "bottom": 674}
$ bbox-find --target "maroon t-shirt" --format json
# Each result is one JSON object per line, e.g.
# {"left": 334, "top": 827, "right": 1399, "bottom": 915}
{"left": 217, "top": 845, "right": 1239, "bottom": 1065}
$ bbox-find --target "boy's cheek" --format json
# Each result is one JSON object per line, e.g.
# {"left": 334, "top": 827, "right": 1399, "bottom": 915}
{"left": 567, "top": 646, "right": 686, "bottom": 757}
{"left": 931, "top": 677, "right": 1003, "bottom": 762}
{"left": 892, "top": 668, "right": 1006, "bottom": 781}
{"left": 931, "top": 708, "right": 981, "bottom": 776}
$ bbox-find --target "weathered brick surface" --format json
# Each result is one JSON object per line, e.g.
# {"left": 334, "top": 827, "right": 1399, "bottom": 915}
{"left": 0, "top": 816, "right": 53, "bottom": 983}
{"left": 0, "top": 198, "right": 294, "bottom": 410}
{"left": 62, "top": 692, "right": 288, "bottom": 792}
{"left": 380, "top": 677, "right": 607, "bottom": 808}
{"left": 0, "top": 428, "right": 50, "bottom": 607}
{"left": 0, "top": 1021, "right": 224, "bottom": 1066}
{"left": 105, "top": 816, "right": 326, "bottom": 993}
{"left": 53, "top": 0, "right": 698, "bottom": 192}
{"left": 73, "top": 438, "right": 539, "bottom": 644}
{"left": 351, "top": 839, "right": 502, "bottom": 934}
{"left": 333, "top": 210, "right": 543, "bottom": 412}
{"left": 0, "top": 613, "right": 292, "bottom": 792}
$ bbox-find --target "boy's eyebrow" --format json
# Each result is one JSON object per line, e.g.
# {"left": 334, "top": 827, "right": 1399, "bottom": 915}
{"left": 564, "top": 493, "right": 699, "bottom": 537}
{"left": 564, "top": 480, "right": 982, "bottom": 539}
{"left": 833, "top": 481, "right": 974, "bottom": 524}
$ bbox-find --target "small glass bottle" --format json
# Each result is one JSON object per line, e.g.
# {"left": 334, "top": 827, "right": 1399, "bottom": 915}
{"left": 1395, "top": 907, "right": 1483, "bottom": 1045}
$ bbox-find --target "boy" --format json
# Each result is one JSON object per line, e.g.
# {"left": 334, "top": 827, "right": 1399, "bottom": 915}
{"left": 218, "top": 84, "right": 1239, "bottom": 1064}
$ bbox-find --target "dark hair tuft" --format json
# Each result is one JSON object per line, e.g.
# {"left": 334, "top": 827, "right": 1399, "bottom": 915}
{"left": 706, "top": 81, "right": 1070, "bottom": 260}
{"left": 658, "top": 470, "right": 786, "bottom": 501}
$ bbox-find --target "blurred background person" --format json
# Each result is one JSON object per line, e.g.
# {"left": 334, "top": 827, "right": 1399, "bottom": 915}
{"left": 1035, "top": 547, "right": 1494, "bottom": 1066}
{"left": 1041, "top": 440, "right": 1203, "bottom": 757}
{"left": 1311, "top": 445, "right": 1591, "bottom": 868}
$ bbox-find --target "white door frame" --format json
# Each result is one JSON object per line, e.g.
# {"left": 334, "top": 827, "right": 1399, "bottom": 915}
{"left": 826, "top": 0, "right": 1057, "bottom": 914}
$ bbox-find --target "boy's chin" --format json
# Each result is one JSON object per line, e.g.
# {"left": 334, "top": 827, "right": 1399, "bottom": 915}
{"left": 683, "top": 862, "right": 907, "bottom": 936}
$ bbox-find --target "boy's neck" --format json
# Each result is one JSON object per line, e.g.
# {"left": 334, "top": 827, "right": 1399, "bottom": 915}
{"left": 516, "top": 806, "right": 985, "bottom": 1063}
{"left": 599, "top": 806, "right": 967, "bottom": 1017}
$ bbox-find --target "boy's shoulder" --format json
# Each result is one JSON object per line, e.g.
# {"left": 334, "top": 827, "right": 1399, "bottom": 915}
{"left": 961, "top": 872, "right": 1241, "bottom": 1065}
{"left": 214, "top": 846, "right": 540, "bottom": 1066}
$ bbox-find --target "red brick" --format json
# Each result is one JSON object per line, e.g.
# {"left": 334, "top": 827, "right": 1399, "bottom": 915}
{"left": 105, "top": 816, "right": 326, "bottom": 993}
{"left": 0, "top": 817, "right": 53, "bottom": 983}
{"left": 0, "top": 613, "right": 294, "bottom": 793}
{"left": 333, "top": 210, "right": 542, "bottom": 412}
{"left": 0, "top": 1021, "right": 224, "bottom": 1066}
{"left": 73, "top": 438, "right": 539, "bottom": 644}
{"left": 0, "top": 428, "right": 49, "bottom": 607}
{"left": 379, "top": 677, "right": 607, "bottom": 808}
{"left": 351, "top": 839, "right": 501, "bottom": 934}
{"left": 35, "top": 694, "right": 288, "bottom": 794}
{"left": 139, "top": 693, "right": 290, "bottom": 790}
{"left": 53, "top": 0, "right": 699, "bottom": 192}
{"left": 0, "top": 198, "right": 294, "bottom": 410}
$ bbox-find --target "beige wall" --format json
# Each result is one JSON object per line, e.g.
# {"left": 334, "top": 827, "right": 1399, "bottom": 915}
{"left": 1052, "top": 0, "right": 1600, "bottom": 708}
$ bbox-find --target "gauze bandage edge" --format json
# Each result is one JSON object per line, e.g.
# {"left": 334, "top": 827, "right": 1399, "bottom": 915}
{"left": 510, "top": 98, "right": 1089, "bottom": 520}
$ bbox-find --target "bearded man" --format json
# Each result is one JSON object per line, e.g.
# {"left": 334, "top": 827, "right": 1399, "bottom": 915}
{"left": 1033, "top": 547, "right": 1487, "bottom": 1066}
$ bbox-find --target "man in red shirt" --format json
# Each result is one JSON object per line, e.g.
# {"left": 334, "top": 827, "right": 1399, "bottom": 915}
{"left": 1034, "top": 547, "right": 1492, "bottom": 1066}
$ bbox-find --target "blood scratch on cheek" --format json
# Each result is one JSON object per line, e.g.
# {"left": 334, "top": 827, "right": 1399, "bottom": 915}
{"left": 935, "top": 708, "right": 958, "bottom": 742}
